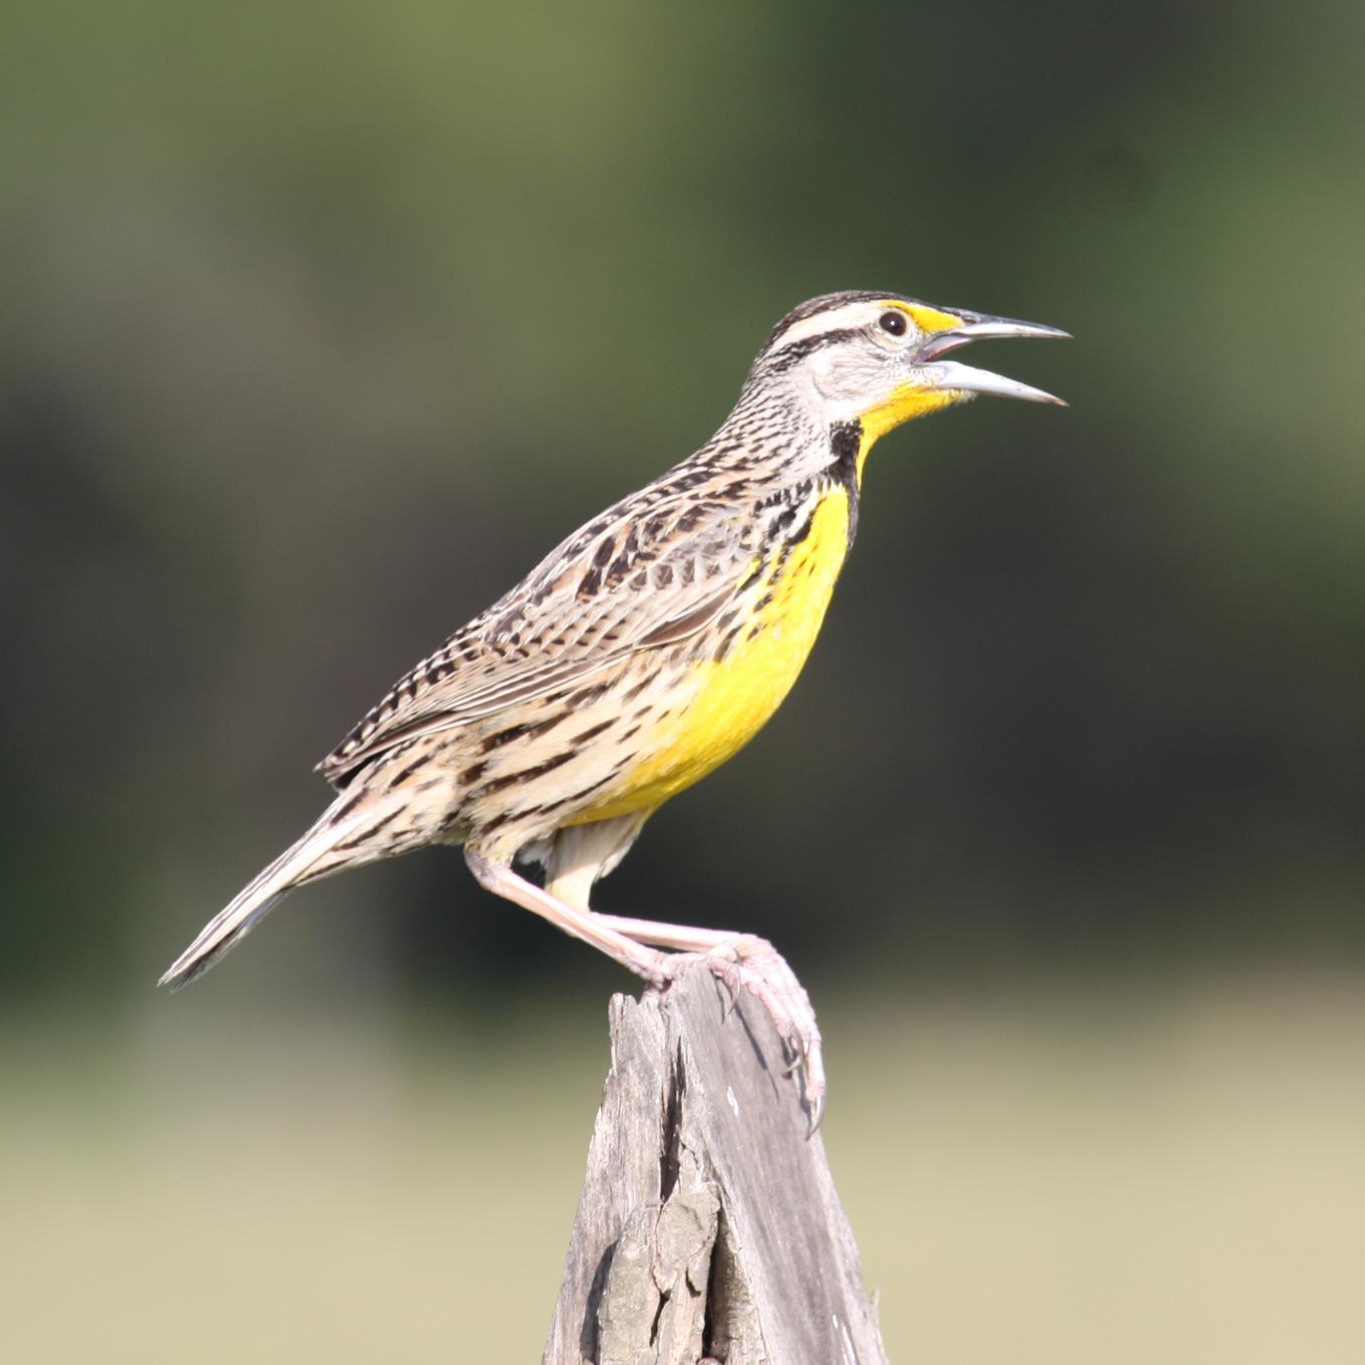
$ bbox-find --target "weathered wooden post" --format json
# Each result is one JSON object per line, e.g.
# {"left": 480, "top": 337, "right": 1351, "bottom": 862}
{"left": 543, "top": 961, "right": 889, "bottom": 1365}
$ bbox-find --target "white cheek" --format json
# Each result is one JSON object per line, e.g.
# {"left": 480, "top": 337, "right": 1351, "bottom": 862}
{"left": 810, "top": 350, "right": 897, "bottom": 416}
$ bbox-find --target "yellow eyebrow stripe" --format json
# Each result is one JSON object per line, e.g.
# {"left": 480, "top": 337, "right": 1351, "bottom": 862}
{"left": 877, "top": 300, "right": 964, "bottom": 334}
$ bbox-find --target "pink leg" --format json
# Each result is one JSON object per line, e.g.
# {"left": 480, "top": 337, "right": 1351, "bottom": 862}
{"left": 464, "top": 850, "right": 669, "bottom": 986}
{"left": 467, "top": 848, "right": 824, "bottom": 1127}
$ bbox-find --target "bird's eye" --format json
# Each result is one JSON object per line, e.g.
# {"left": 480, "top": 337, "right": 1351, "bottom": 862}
{"left": 878, "top": 310, "right": 908, "bottom": 336}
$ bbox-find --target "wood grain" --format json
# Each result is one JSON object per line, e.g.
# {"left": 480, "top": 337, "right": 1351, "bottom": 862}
{"left": 543, "top": 963, "right": 889, "bottom": 1365}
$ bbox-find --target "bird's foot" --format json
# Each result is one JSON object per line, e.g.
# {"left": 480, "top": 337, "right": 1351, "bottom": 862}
{"left": 655, "top": 935, "right": 825, "bottom": 1131}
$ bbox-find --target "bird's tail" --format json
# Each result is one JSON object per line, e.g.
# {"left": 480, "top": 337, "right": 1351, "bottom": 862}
{"left": 158, "top": 789, "right": 402, "bottom": 992}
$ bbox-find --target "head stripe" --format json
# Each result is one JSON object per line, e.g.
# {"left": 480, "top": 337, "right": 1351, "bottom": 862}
{"left": 761, "top": 291, "right": 968, "bottom": 359}
{"left": 891, "top": 301, "right": 965, "bottom": 334}
{"left": 762, "top": 327, "right": 863, "bottom": 373}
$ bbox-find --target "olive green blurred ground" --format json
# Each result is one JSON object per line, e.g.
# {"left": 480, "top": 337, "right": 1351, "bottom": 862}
{"left": 3, "top": 1, "right": 1363, "bottom": 1360}
{"left": 5, "top": 974, "right": 1364, "bottom": 1362}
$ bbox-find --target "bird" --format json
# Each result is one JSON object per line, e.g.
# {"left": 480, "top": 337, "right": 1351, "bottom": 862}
{"left": 160, "top": 290, "right": 1067, "bottom": 1119}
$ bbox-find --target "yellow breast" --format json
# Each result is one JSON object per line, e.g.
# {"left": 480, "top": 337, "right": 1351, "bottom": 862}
{"left": 575, "top": 489, "right": 851, "bottom": 822}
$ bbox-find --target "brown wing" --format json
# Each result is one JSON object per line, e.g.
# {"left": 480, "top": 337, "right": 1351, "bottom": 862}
{"left": 318, "top": 484, "right": 757, "bottom": 786}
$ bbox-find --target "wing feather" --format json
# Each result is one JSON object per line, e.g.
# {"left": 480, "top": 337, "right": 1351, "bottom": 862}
{"left": 319, "top": 485, "right": 755, "bottom": 785}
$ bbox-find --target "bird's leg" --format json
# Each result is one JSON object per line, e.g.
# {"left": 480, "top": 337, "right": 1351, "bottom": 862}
{"left": 593, "top": 913, "right": 826, "bottom": 1125}
{"left": 470, "top": 839, "right": 824, "bottom": 1125}
{"left": 463, "top": 849, "right": 670, "bottom": 986}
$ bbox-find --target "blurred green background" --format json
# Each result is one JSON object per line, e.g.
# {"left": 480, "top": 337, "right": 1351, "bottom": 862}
{"left": 3, "top": 1, "right": 1363, "bottom": 1361}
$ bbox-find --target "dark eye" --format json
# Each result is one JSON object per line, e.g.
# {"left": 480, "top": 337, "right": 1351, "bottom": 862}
{"left": 878, "top": 310, "right": 907, "bottom": 336}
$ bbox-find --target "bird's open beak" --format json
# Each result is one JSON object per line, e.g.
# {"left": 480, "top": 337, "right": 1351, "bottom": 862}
{"left": 913, "top": 310, "right": 1070, "bottom": 406}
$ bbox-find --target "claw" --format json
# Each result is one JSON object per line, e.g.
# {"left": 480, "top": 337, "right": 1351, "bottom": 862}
{"left": 781, "top": 1040, "right": 826, "bottom": 1136}
{"left": 796, "top": 1038, "right": 827, "bottom": 1137}
{"left": 714, "top": 963, "right": 744, "bottom": 1021}
{"left": 805, "top": 1090, "right": 825, "bottom": 1138}
{"left": 635, "top": 933, "right": 826, "bottom": 1130}
{"left": 693, "top": 935, "right": 826, "bottom": 1131}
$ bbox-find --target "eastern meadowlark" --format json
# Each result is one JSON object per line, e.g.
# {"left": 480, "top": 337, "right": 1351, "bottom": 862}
{"left": 161, "top": 291, "right": 1067, "bottom": 1118}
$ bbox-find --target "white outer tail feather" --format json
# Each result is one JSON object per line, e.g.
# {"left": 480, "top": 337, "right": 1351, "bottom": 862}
{"left": 158, "top": 793, "right": 386, "bottom": 992}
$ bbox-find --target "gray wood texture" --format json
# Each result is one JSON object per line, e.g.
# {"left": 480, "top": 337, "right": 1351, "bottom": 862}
{"left": 543, "top": 963, "right": 890, "bottom": 1365}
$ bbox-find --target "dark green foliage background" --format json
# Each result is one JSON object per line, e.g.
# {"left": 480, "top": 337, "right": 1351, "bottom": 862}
{"left": 4, "top": 0, "right": 1361, "bottom": 996}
